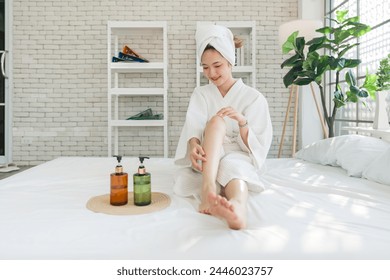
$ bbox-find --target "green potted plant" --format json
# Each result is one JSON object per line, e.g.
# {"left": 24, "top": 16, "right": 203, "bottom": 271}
{"left": 376, "top": 54, "right": 390, "bottom": 91}
{"left": 281, "top": 10, "right": 377, "bottom": 137}
{"left": 373, "top": 53, "right": 390, "bottom": 129}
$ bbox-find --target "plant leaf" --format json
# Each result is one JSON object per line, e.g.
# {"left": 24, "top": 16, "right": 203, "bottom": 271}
{"left": 350, "top": 85, "right": 360, "bottom": 95}
{"left": 298, "top": 70, "right": 315, "bottom": 79}
{"left": 295, "top": 37, "right": 306, "bottom": 56}
{"left": 294, "top": 77, "right": 313, "bottom": 85}
{"left": 321, "top": 43, "right": 338, "bottom": 52}
{"left": 349, "top": 23, "right": 371, "bottom": 37}
{"left": 336, "top": 10, "right": 349, "bottom": 23}
{"left": 281, "top": 53, "right": 302, "bottom": 68}
{"left": 334, "top": 29, "right": 351, "bottom": 44}
{"left": 316, "top": 56, "right": 329, "bottom": 76}
{"left": 345, "top": 69, "right": 356, "bottom": 86}
{"left": 345, "top": 16, "right": 360, "bottom": 23}
{"left": 307, "top": 36, "right": 326, "bottom": 53}
{"left": 314, "top": 75, "right": 323, "bottom": 84}
{"left": 283, "top": 67, "right": 299, "bottom": 88}
{"left": 302, "top": 52, "right": 319, "bottom": 70}
{"left": 333, "top": 89, "right": 345, "bottom": 108}
{"left": 338, "top": 43, "right": 359, "bottom": 57}
{"left": 282, "top": 31, "right": 298, "bottom": 54}
{"left": 316, "top": 26, "right": 333, "bottom": 34}
{"left": 337, "top": 58, "right": 346, "bottom": 69}
{"left": 376, "top": 53, "right": 390, "bottom": 91}
{"left": 344, "top": 59, "right": 361, "bottom": 68}
{"left": 346, "top": 93, "right": 358, "bottom": 103}
{"left": 362, "top": 73, "right": 378, "bottom": 99}
{"left": 328, "top": 56, "right": 339, "bottom": 70}
{"left": 357, "top": 88, "right": 369, "bottom": 98}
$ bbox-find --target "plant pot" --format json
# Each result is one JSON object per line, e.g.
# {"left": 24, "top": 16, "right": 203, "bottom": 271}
{"left": 373, "top": 91, "right": 390, "bottom": 129}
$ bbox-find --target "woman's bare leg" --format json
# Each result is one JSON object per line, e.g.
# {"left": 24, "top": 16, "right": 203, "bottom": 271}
{"left": 208, "top": 179, "right": 248, "bottom": 230}
{"left": 199, "top": 115, "right": 226, "bottom": 213}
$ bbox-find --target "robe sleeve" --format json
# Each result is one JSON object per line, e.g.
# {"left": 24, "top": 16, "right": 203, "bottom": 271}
{"left": 174, "top": 88, "right": 208, "bottom": 166}
{"left": 236, "top": 93, "right": 273, "bottom": 171}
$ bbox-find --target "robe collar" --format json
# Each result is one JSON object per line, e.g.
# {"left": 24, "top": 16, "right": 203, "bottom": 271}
{"left": 213, "top": 78, "right": 244, "bottom": 100}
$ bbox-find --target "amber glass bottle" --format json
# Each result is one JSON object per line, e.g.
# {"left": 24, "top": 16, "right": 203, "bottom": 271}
{"left": 110, "top": 156, "right": 128, "bottom": 206}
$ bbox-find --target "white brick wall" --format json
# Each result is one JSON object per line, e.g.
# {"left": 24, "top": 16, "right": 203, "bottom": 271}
{"left": 12, "top": 0, "right": 299, "bottom": 165}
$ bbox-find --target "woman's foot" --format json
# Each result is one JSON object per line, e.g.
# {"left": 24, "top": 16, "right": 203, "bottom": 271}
{"left": 198, "top": 183, "right": 218, "bottom": 214}
{"left": 207, "top": 192, "right": 246, "bottom": 230}
{"left": 199, "top": 200, "right": 211, "bottom": 214}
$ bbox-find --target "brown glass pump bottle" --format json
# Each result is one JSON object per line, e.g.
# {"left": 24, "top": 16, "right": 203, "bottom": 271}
{"left": 110, "top": 155, "right": 128, "bottom": 206}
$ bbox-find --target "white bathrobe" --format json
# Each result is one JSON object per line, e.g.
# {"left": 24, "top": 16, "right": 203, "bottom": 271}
{"left": 174, "top": 79, "right": 273, "bottom": 199}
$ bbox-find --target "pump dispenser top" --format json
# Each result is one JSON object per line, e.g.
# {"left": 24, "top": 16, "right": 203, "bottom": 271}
{"left": 137, "top": 156, "right": 149, "bottom": 175}
{"left": 114, "top": 155, "right": 123, "bottom": 174}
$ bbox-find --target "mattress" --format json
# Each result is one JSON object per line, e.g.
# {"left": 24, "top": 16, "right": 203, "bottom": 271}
{"left": 0, "top": 156, "right": 389, "bottom": 260}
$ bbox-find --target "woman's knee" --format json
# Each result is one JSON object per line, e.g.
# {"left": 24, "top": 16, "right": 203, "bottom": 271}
{"left": 206, "top": 115, "right": 226, "bottom": 131}
{"left": 226, "top": 179, "right": 248, "bottom": 191}
{"left": 227, "top": 178, "right": 244, "bottom": 185}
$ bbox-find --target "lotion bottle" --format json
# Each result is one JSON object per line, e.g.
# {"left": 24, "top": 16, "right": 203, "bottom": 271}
{"left": 110, "top": 155, "right": 128, "bottom": 206}
{"left": 133, "top": 156, "right": 151, "bottom": 206}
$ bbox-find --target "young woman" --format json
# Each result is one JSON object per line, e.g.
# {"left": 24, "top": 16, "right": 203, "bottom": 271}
{"left": 174, "top": 24, "right": 273, "bottom": 230}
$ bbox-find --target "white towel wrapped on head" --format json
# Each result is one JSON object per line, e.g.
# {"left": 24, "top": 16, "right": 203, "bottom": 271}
{"left": 195, "top": 24, "right": 235, "bottom": 65}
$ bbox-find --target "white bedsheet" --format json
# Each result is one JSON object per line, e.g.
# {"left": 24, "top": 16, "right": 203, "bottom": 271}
{"left": 0, "top": 157, "right": 389, "bottom": 260}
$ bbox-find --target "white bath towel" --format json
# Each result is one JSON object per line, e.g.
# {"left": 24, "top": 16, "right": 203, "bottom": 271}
{"left": 195, "top": 24, "right": 236, "bottom": 65}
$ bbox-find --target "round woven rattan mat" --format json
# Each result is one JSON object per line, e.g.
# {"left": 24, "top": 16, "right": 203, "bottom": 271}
{"left": 86, "top": 192, "right": 170, "bottom": 215}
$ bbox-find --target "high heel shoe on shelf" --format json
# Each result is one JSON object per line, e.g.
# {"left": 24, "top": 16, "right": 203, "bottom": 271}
{"left": 111, "top": 46, "right": 150, "bottom": 63}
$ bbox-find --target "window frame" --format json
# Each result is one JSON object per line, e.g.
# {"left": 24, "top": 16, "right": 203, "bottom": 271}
{"left": 325, "top": 0, "right": 390, "bottom": 135}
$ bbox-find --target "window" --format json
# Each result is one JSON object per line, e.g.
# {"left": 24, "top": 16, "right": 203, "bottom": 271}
{"left": 325, "top": 0, "right": 390, "bottom": 135}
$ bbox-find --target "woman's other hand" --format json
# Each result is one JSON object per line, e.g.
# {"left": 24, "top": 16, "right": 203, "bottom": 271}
{"left": 216, "top": 106, "right": 246, "bottom": 126}
{"left": 189, "top": 137, "right": 206, "bottom": 171}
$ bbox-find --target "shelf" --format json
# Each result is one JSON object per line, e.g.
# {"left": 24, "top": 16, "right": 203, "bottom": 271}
{"left": 109, "top": 21, "right": 166, "bottom": 33}
{"left": 110, "top": 62, "right": 164, "bottom": 72}
{"left": 109, "top": 88, "right": 165, "bottom": 96}
{"left": 109, "top": 120, "right": 165, "bottom": 127}
{"left": 108, "top": 21, "right": 168, "bottom": 157}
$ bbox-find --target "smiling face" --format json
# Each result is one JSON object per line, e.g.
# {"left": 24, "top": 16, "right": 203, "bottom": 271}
{"left": 201, "top": 48, "right": 235, "bottom": 91}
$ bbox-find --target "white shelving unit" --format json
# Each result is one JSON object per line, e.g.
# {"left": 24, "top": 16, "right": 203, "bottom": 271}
{"left": 196, "top": 21, "right": 256, "bottom": 88}
{"left": 107, "top": 21, "right": 168, "bottom": 157}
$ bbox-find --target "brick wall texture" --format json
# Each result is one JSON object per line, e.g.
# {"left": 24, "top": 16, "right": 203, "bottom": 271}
{"left": 12, "top": 0, "right": 299, "bottom": 165}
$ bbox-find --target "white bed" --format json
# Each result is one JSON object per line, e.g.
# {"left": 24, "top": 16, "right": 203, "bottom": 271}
{"left": 0, "top": 135, "right": 390, "bottom": 260}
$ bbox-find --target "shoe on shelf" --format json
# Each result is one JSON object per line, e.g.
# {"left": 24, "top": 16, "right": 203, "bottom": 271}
{"left": 122, "top": 45, "right": 149, "bottom": 62}
{"left": 127, "top": 108, "right": 163, "bottom": 120}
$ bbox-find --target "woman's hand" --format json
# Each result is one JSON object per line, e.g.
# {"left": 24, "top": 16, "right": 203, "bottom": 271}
{"left": 217, "top": 106, "right": 249, "bottom": 147}
{"left": 216, "top": 106, "right": 246, "bottom": 126}
{"left": 189, "top": 137, "right": 206, "bottom": 172}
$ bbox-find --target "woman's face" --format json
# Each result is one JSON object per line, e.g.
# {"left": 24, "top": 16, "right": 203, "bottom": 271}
{"left": 201, "top": 49, "right": 233, "bottom": 88}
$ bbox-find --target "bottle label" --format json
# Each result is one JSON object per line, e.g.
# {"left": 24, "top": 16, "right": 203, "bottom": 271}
{"left": 110, "top": 174, "right": 128, "bottom": 206}
{"left": 134, "top": 175, "right": 151, "bottom": 206}
{"left": 134, "top": 187, "right": 151, "bottom": 205}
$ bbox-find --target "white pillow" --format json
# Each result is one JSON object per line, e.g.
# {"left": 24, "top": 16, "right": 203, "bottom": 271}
{"left": 336, "top": 136, "right": 390, "bottom": 177}
{"left": 363, "top": 148, "right": 390, "bottom": 186}
{"left": 295, "top": 134, "right": 390, "bottom": 177}
{"left": 295, "top": 134, "right": 369, "bottom": 166}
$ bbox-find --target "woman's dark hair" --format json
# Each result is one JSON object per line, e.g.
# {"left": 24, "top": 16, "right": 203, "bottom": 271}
{"left": 204, "top": 35, "right": 243, "bottom": 52}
